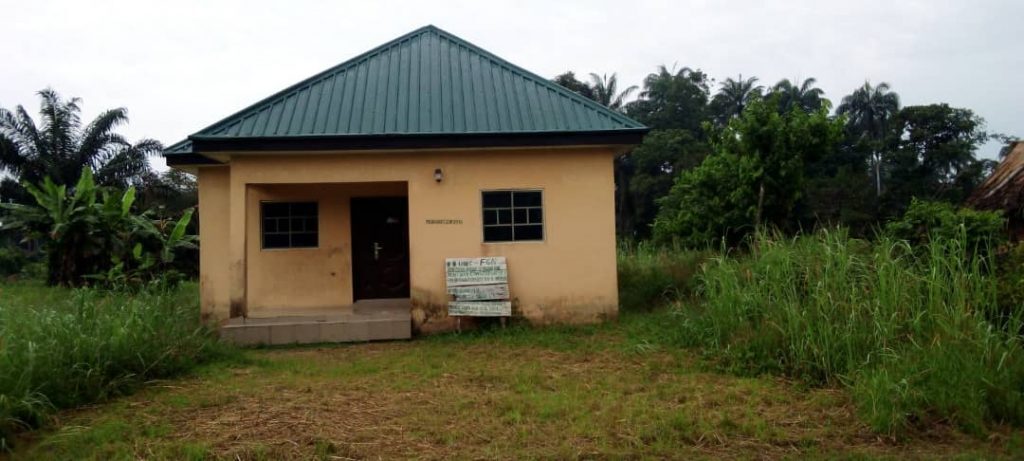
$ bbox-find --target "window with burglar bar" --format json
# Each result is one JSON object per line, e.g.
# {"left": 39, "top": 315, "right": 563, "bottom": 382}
{"left": 482, "top": 190, "right": 543, "bottom": 242}
{"left": 261, "top": 201, "right": 319, "bottom": 249}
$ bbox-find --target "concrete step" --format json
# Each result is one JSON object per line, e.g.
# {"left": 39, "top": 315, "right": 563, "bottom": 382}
{"left": 221, "top": 317, "right": 411, "bottom": 346}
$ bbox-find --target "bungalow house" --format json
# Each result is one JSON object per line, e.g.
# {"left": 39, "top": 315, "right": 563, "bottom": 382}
{"left": 163, "top": 25, "right": 648, "bottom": 344}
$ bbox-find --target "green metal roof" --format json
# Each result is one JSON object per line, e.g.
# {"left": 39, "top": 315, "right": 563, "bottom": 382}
{"left": 164, "top": 25, "right": 645, "bottom": 158}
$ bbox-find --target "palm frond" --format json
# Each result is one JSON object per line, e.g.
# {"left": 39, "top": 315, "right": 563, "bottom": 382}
{"left": 77, "top": 108, "right": 129, "bottom": 164}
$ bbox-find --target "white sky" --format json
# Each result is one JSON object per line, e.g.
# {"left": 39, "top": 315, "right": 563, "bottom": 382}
{"left": 1, "top": 0, "right": 1020, "bottom": 170}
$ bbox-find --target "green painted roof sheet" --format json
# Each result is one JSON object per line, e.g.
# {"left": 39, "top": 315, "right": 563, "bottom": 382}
{"left": 165, "top": 25, "right": 645, "bottom": 156}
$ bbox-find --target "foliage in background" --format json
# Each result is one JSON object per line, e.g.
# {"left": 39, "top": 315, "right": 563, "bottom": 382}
{"left": 884, "top": 198, "right": 1005, "bottom": 249}
{"left": 614, "top": 67, "right": 714, "bottom": 238}
{"left": 0, "top": 89, "right": 162, "bottom": 204}
{"left": 0, "top": 281, "right": 228, "bottom": 448}
{"left": 653, "top": 97, "right": 845, "bottom": 246}
{"left": 882, "top": 103, "right": 997, "bottom": 216}
{"left": 708, "top": 74, "right": 763, "bottom": 125}
{"left": 617, "top": 242, "right": 712, "bottom": 312}
{"left": 0, "top": 247, "right": 26, "bottom": 277}
{"left": 0, "top": 169, "right": 196, "bottom": 287}
{"left": 554, "top": 68, "right": 1011, "bottom": 241}
{"left": 677, "top": 229, "right": 1023, "bottom": 435}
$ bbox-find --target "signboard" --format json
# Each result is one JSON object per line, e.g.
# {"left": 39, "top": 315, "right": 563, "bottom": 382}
{"left": 447, "top": 284, "right": 510, "bottom": 301}
{"left": 445, "top": 257, "right": 508, "bottom": 287}
{"left": 446, "top": 257, "right": 510, "bottom": 317}
{"left": 449, "top": 301, "right": 512, "bottom": 316}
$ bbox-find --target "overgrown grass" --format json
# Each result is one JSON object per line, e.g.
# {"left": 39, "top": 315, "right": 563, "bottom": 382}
{"left": 0, "top": 281, "right": 230, "bottom": 449}
{"left": 16, "top": 325, "right": 1019, "bottom": 459}
{"left": 617, "top": 241, "right": 712, "bottom": 312}
{"left": 677, "top": 229, "right": 1024, "bottom": 435}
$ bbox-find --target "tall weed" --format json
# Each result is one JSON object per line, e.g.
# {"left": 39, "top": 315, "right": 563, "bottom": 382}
{"left": 0, "top": 281, "right": 228, "bottom": 448}
{"left": 617, "top": 241, "right": 712, "bottom": 312}
{"left": 682, "top": 228, "right": 1024, "bottom": 435}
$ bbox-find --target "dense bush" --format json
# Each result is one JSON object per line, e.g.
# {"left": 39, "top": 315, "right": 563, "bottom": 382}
{"left": 653, "top": 98, "right": 844, "bottom": 247}
{"left": 0, "top": 169, "right": 196, "bottom": 287}
{"left": 0, "top": 282, "right": 228, "bottom": 448}
{"left": 884, "top": 198, "right": 1005, "bottom": 249}
{"left": 677, "top": 229, "right": 1024, "bottom": 435}
{"left": 0, "top": 247, "right": 26, "bottom": 276}
{"left": 996, "top": 242, "right": 1024, "bottom": 318}
{"left": 617, "top": 242, "right": 712, "bottom": 311}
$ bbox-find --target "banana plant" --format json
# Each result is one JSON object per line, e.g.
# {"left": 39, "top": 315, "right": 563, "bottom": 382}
{"left": 1, "top": 168, "right": 198, "bottom": 287}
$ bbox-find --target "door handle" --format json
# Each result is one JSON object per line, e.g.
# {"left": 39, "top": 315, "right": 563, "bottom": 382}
{"left": 373, "top": 242, "right": 382, "bottom": 260}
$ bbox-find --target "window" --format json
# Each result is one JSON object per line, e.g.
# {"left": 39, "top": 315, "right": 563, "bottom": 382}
{"left": 261, "top": 201, "right": 318, "bottom": 249}
{"left": 482, "top": 190, "right": 543, "bottom": 242}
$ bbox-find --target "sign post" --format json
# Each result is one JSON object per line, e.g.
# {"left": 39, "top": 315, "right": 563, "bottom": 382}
{"left": 445, "top": 257, "right": 511, "bottom": 329}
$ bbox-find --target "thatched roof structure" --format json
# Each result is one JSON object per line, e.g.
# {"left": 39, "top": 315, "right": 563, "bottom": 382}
{"left": 968, "top": 141, "right": 1024, "bottom": 235}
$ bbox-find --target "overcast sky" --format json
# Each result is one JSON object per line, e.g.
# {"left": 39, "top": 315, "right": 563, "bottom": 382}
{"left": 2, "top": 0, "right": 1020, "bottom": 170}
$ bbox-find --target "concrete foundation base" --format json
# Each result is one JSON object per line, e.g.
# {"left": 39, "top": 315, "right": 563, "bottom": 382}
{"left": 221, "top": 298, "right": 412, "bottom": 346}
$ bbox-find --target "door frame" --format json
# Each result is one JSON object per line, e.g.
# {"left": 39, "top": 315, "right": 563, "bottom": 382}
{"left": 350, "top": 196, "right": 411, "bottom": 301}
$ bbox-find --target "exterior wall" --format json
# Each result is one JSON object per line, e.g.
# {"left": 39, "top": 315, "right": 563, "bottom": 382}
{"left": 245, "top": 182, "right": 406, "bottom": 314}
{"left": 199, "top": 147, "right": 619, "bottom": 331}
{"left": 197, "top": 166, "right": 231, "bottom": 321}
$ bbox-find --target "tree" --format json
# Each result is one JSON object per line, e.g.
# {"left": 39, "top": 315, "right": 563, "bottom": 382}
{"left": 0, "top": 88, "right": 161, "bottom": 196}
{"left": 836, "top": 82, "right": 900, "bottom": 197}
{"left": 552, "top": 71, "right": 597, "bottom": 101}
{"left": 882, "top": 104, "right": 993, "bottom": 212}
{"left": 136, "top": 169, "right": 198, "bottom": 219}
{"left": 709, "top": 75, "right": 763, "bottom": 125}
{"left": 654, "top": 97, "right": 844, "bottom": 246}
{"left": 587, "top": 73, "right": 638, "bottom": 111}
{"left": 770, "top": 78, "right": 826, "bottom": 113}
{"left": 0, "top": 168, "right": 196, "bottom": 286}
{"left": 625, "top": 65, "right": 711, "bottom": 133}
{"left": 622, "top": 129, "right": 710, "bottom": 238}
{"left": 618, "top": 65, "right": 713, "bottom": 237}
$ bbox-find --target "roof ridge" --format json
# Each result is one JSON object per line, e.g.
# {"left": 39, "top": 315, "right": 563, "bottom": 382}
{"left": 192, "top": 25, "right": 642, "bottom": 138}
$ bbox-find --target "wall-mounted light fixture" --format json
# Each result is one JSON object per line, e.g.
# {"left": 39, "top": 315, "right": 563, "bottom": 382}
{"left": 434, "top": 168, "right": 444, "bottom": 183}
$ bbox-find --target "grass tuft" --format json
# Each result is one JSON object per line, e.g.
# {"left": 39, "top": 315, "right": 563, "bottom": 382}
{"left": 0, "top": 281, "right": 231, "bottom": 448}
{"left": 676, "top": 228, "right": 1024, "bottom": 435}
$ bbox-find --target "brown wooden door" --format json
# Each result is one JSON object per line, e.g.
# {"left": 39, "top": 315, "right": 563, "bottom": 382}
{"left": 351, "top": 197, "right": 410, "bottom": 300}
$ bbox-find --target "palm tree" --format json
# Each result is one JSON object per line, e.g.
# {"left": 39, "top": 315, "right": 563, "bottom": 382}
{"left": 0, "top": 88, "right": 161, "bottom": 194}
{"left": 836, "top": 82, "right": 900, "bottom": 196}
{"left": 588, "top": 73, "right": 638, "bottom": 111}
{"left": 711, "top": 74, "right": 763, "bottom": 123}
{"left": 771, "top": 77, "right": 826, "bottom": 113}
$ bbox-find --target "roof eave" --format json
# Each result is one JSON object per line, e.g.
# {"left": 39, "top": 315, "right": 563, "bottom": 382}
{"left": 186, "top": 129, "right": 649, "bottom": 153}
{"left": 164, "top": 152, "right": 225, "bottom": 167}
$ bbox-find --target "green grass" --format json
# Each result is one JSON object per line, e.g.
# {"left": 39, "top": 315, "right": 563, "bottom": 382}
{"left": 9, "top": 316, "right": 1021, "bottom": 459}
{"left": 0, "top": 281, "right": 231, "bottom": 449}
{"left": 617, "top": 240, "right": 713, "bottom": 312}
{"left": 4, "top": 229, "right": 1024, "bottom": 457}
{"left": 677, "top": 229, "right": 1024, "bottom": 436}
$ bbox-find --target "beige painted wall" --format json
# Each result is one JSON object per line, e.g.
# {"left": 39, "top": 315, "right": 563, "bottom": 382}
{"left": 245, "top": 182, "right": 406, "bottom": 313}
{"left": 197, "top": 166, "right": 231, "bottom": 321}
{"left": 195, "top": 147, "right": 619, "bottom": 331}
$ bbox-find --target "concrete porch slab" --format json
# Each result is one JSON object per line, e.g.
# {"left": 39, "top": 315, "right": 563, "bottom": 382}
{"left": 221, "top": 298, "right": 411, "bottom": 346}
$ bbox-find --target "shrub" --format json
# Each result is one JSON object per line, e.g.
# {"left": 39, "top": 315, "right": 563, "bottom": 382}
{"left": 0, "top": 169, "right": 196, "bottom": 287}
{"left": 617, "top": 242, "right": 712, "bottom": 312}
{"left": 0, "top": 281, "right": 229, "bottom": 448}
{"left": 0, "top": 247, "right": 25, "bottom": 276}
{"left": 997, "top": 242, "right": 1024, "bottom": 317}
{"left": 884, "top": 198, "right": 1005, "bottom": 250}
{"left": 679, "top": 228, "right": 1024, "bottom": 435}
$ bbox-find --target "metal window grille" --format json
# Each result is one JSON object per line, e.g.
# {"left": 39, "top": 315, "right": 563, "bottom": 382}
{"left": 261, "top": 201, "right": 319, "bottom": 249}
{"left": 482, "top": 190, "right": 543, "bottom": 242}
